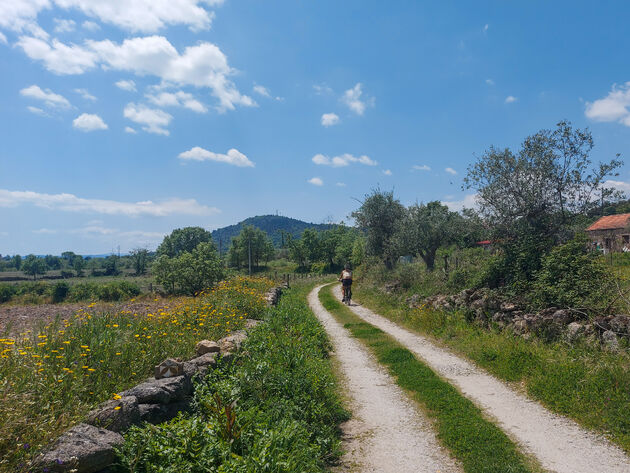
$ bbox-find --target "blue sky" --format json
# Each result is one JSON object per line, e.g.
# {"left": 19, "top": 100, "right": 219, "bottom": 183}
{"left": 2, "top": 1, "right": 630, "bottom": 255}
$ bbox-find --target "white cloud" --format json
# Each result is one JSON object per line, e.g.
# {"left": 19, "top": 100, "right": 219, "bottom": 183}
{"left": 383, "top": 169, "right": 392, "bottom": 176}
{"left": 115, "top": 79, "right": 136, "bottom": 92}
{"left": 0, "top": 189, "right": 219, "bottom": 217}
{"left": 178, "top": 146, "right": 254, "bottom": 167}
{"left": 312, "top": 153, "right": 377, "bottom": 167}
{"left": 53, "top": 18, "right": 75, "bottom": 33}
{"left": 313, "top": 84, "right": 333, "bottom": 95}
{"left": 585, "top": 82, "right": 630, "bottom": 126}
{"left": 123, "top": 103, "right": 172, "bottom": 135}
{"left": 146, "top": 90, "right": 207, "bottom": 113}
{"left": 74, "top": 88, "right": 96, "bottom": 101}
{"left": 20, "top": 84, "right": 71, "bottom": 108}
{"left": 505, "top": 95, "right": 517, "bottom": 104}
{"left": 17, "top": 35, "right": 254, "bottom": 111}
{"left": 73, "top": 113, "right": 108, "bottom": 131}
{"left": 321, "top": 112, "right": 339, "bottom": 127}
{"left": 483, "top": 24, "right": 489, "bottom": 32}
{"left": 124, "top": 126, "right": 137, "bottom": 134}
{"left": 27, "top": 105, "right": 48, "bottom": 116}
{"left": 342, "top": 83, "right": 373, "bottom": 115}
{"left": 2, "top": 0, "right": 222, "bottom": 36}
{"left": 485, "top": 79, "right": 494, "bottom": 86}
{"left": 336, "top": 182, "right": 346, "bottom": 187}
{"left": 603, "top": 180, "right": 630, "bottom": 193}
{"left": 253, "top": 84, "right": 270, "bottom": 97}
{"left": 412, "top": 164, "right": 431, "bottom": 171}
{"left": 82, "top": 20, "right": 100, "bottom": 31}
{"left": 0, "top": 32, "right": 7, "bottom": 44}
{"left": 445, "top": 167, "right": 457, "bottom": 175}
{"left": 308, "top": 177, "right": 323, "bottom": 186}
{"left": 442, "top": 194, "right": 478, "bottom": 212}
{"left": 33, "top": 228, "right": 58, "bottom": 234}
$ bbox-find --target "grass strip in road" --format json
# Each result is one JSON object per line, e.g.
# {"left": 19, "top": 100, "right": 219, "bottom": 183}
{"left": 319, "top": 284, "right": 539, "bottom": 473}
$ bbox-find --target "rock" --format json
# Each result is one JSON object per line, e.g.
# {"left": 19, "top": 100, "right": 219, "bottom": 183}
{"left": 565, "top": 322, "right": 583, "bottom": 342}
{"left": 602, "top": 330, "right": 620, "bottom": 352}
{"left": 383, "top": 281, "right": 400, "bottom": 294}
{"left": 155, "top": 358, "right": 184, "bottom": 379}
{"left": 119, "top": 375, "right": 192, "bottom": 404}
{"left": 552, "top": 309, "right": 574, "bottom": 325}
{"left": 138, "top": 401, "right": 191, "bottom": 424}
{"left": 513, "top": 319, "right": 529, "bottom": 335}
{"left": 244, "top": 319, "right": 262, "bottom": 330}
{"left": 407, "top": 294, "right": 422, "bottom": 308}
{"left": 195, "top": 340, "right": 220, "bottom": 356}
{"left": 594, "top": 316, "right": 613, "bottom": 333}
{"left": 610, "top": 315, "right": 630, "bottom": 334}
{"left": 265, "top": 287, "right": 282, "bottom": 306}
{"left": 32, "top": 423, "right": 123, "bottom": 473}
{"left": 500, "top": 302, "right": 518, "bottom": 312}
{"left": 187, "top": 352, "right": 218, "bottom": 370}
{"left": 85, "top": 396, "right": 140, "bottom": 433}
{"left": 217, "top": 330, "right": 247, "bottom": 353}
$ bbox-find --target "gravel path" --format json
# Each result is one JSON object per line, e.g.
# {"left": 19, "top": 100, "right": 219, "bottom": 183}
{"left": 308, "top": 286, "right": 461, "bottom": 473}
{"left": 339, "top": 285, "right": 630, "bottom": 473}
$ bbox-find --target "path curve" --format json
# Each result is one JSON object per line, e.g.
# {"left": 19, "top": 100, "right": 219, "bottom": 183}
{"left": 339, "top": 285, "right": 630, "bottom": 473}
{"left": 308, "top": 285, "right": 461, "bottom": 473}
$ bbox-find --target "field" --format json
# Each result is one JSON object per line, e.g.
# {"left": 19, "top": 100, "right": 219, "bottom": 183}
{"left": 0, "top": 276, "right": 276, "bottom": 473}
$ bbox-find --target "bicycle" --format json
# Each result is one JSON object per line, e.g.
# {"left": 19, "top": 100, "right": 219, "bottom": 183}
{"left": 342, "top": 284, "right": 352, "bottom": 305}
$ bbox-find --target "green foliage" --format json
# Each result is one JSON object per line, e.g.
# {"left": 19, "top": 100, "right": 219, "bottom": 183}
{"left": 72, "top": 255, "right": 86, "bottom": 277}
{"left": 21, "top": 254, "right": 47, "bottom": 280}
{"left": 286, "top": 224, "right": 360, "bottom": 272}
{"left": 0, "top": 284, "right": 16, "bottom": 303}
{"left": 351, "top": 188, "right": 406, "bottom": 268}
{"left": 11, "top": 255, "right": 22, "bottom": 271}
{"left": 116, "top": 288, "right": 348, "bottom": 473}
{"left": 51, "top": 282, "right": 70, "bottom": 303}
{"left": 532, "top": 236, "right": 613, "bottom": 311}
{"left": 103, "top": 255, "right": 120, "bottom": 276}
{"left": 157, "top": 226, "right": 214, "bottom": 258}
{"left": 227, "top": 225, "right": 275, "bottom": 269}
{"left": 97, "top": 281, "right": 141, "bottom": 301}
{"left": 129, "top": 248, "right": 150, "bottom": 276}
{"left": 153, "top": 241, "right": 224, "bottom": 295}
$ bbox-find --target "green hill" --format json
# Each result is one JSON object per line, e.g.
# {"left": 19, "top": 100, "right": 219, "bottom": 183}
{"left": 211, "top": 215, "right": 333, "bottom": 251}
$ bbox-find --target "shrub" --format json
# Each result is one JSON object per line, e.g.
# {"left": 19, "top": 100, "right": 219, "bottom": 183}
{"left": 532, "top": 236, "right": 613, "bottom": 312}
{"left": 51, "top": 282, "right": 70, "bottom": 303}
{"left": 97, "top": 281, "right": 141, "bottom": 302}
{"left": 67, "top": 282, "right": 99, "bottom": 302}
{"left": 60, "top": 270, "right": 74, "bottom": 279}
{"left": 0, "top": 284, "right": 15, "bottom": 303}
{"left": 310, "top": 261, "right": 328, "bottom": 274}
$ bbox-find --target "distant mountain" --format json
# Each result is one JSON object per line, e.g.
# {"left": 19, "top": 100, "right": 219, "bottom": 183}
{"left": 211, "top": 215, "right": 334, "bottom": 251}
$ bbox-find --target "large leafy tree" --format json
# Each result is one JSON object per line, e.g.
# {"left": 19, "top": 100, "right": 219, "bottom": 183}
{"left": 130, "top": 248, "right": 151, "bottom": 275}
{"left": 157, "top": 227, "right": 213, "bottom": 258}
{"left": 351, "top": 189, "right": 406, "bottom": 268}
{"left": 22, "top": 255, "right": 47, "bottom": 280}
{"left": 464, "top": 120, "right": 623, "bottom": 283}
{"left": 393, "top": 201, "right": 463, "bottom": 271}
{"left": 227, "top": 225, "right": 275, "bottom": 270}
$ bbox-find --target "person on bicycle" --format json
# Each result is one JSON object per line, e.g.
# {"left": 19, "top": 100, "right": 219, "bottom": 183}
{"left": 339, "top": 264, "right": 353, "bottom": 302}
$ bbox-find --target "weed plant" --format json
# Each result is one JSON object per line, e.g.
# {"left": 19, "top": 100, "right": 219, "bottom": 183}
{"left": 115, "top": 284, "right": 348, "bottom": 472}
{"left": 0, "top": 277, "right": 275, "bottom": 473}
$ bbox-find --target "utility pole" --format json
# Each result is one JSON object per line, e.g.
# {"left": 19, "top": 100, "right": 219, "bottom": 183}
{"left": 248, "top": 235, "right": 252, "bottom": 276}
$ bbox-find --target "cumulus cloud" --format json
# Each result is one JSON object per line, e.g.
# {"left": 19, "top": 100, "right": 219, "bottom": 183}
{"left": 312, "top": 153, "right": 377, "bottom": 167}
{"left": 336, "top": 182, "right": 346, "bottom": 187}
{"left": 412, "top": 164, "right": 431, "bottom": 171}
{"left": 442, "top": 194, "right": 478, "bottom": 212}
{"left": 20, "top": 84, "right": 71, "bottom": 108}
{"left": 383, "top": 169, "right": 392, "bottom": 176}
{"left": 602, "top": 180, "right": 630, "bottom": 194}
{"left": 27, "top": 106, "right": 48, "bottom": 116}
{"left": 253, "top": 85, "right": 270, "bottom": 97}
{"left": 445, "top": 167, "right": 457, "bottom": 175}
{"left": 178, "top": 146, "right": 254, "bottom": 167}
{"left": 505, "top": 95, "right": 517, "bottom": 104}
{"left": 342, "top": 83, "right": 373, "bottom": 115}
{"left": 82, "top": 20, "right": 100, "bottom": 31}
{"left": 73, "top": 113, "right": 108, "bottom": 131}
{"left": 124, "top": 126, "right": 137, "bottom": 134}
{"left": 123, "top": 103, "right": 172, "bottom": 135}
{"left": 308, "top": 177, "right": 323, "bottom": 186}
{"left": 17, "top": 35, "right": 254, "bottom": 112}
{"left": 2, "top": 0, "right": 222, "bottom": 36}
{"left": 0, "top": 32, "right": 7, "bottom": 44}
{"left": 53, "top": 18, "right": 75, "bottom": 33}
{"left": 585, "top": 82, "right": 630, "bottom": 126}
{"left": 74, "top": 88, "right": 96, "bottom": 101}
{"left": 321, "top": 112, "right": 339, "bottom": 127}
{"left": 146, "top": 90, "right": 207, "bottom": 113}
{"left": 313, "top": 84, "right": 333, "bottom": 95}
{"left": 115, "top": 79, "right": 136, "bottom": 92}
{"left": 0, "top": 189, "right": 219, "bottom": 216}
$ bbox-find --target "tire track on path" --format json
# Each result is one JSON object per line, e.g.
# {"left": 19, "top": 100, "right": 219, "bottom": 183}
{"left": 340, "top": 285, "right": 630, "bottom": 473}
{"left": 307, "top": 285, "right": 462, "bottom": 473}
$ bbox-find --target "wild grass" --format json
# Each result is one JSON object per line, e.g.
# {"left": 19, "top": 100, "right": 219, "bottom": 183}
{"left": 353, "top": 283, "right": 630, "bottom": 453}
{"left": 0, "top": 276, "right": 276, "bottom": 473}
{"left": 319, "top": 284, "right": 539, "bottom": 473}
{"left": 114, "top": 282, "right": 348, "bottom": 473}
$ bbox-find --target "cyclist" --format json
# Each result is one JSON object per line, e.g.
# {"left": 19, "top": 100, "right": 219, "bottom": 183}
{"left": 339, "top": 264, "right": 353, "bottom": 303}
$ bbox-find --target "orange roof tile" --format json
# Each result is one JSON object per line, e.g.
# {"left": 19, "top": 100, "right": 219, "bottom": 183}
{"left": 586, "top": 213, "right": 630, "bottom": 231}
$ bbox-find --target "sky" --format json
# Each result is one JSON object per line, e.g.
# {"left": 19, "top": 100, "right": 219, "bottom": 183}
{"left": 2, "top": 1, "right": 630, "bottom": 255}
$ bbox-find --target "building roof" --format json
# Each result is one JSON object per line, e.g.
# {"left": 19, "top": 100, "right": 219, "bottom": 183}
{"left": 586, "top": 213, "right": 630, "bottom": 231}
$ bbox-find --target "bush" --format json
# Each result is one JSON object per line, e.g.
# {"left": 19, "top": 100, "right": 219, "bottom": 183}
{"left": 51, "top": 282, "right": 70, "bottom": 303}
{"left": 310, "top": 261, "right": 328, "bottom": 274}
{"left": 97, "top": 281, "right": 141, "bottom": 302}
{"left": 67, "top": 282, "right": 99, "bottom": 302}
{"left": 0, "top": 284, "right": 15, "bottom": 303}
{"left": 60, "top": 270, "right": 74, "bottom": 279}
{"left": 532, "top": 236, "right": 613, "bottom": 312}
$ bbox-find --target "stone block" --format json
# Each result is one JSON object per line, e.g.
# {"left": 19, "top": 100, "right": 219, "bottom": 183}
{"left": 85, "top": 396, "right": 139, "bottom": 433}
{"left": 155, "top": 358, "right": 184, "bottom": 379}
{"left": 119, "top": 375, "right": 192, "bottom": 404}
{"left": 195, "top": 340, "right": 220, "bottom": 356}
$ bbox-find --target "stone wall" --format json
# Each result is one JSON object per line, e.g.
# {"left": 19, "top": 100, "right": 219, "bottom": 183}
{"left": 414, "top": 288, "right": 629, "bottom": 351}
{"left": 31, "top": 286, "right": 283, "bottom": 473}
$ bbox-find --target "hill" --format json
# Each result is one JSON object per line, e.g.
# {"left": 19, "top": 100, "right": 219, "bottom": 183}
{"left": 211, "top": 215, "right": 333, "bottom": 251}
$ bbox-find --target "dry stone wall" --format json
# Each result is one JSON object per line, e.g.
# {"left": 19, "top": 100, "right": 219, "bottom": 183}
{"left": 32, "top": 285, "right": 283, "bottom": 473}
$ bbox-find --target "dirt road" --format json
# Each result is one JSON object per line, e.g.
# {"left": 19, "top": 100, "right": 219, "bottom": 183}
{"left": 338, "top": 285, "right": 630, "bottom": 473}
{"left": 308, "top": 285, "right": 461, "bottom": 473}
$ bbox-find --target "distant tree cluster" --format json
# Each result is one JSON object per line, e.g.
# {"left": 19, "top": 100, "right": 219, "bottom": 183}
{"left": 227, "top": 225, "right": 275, "bottom": 270}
